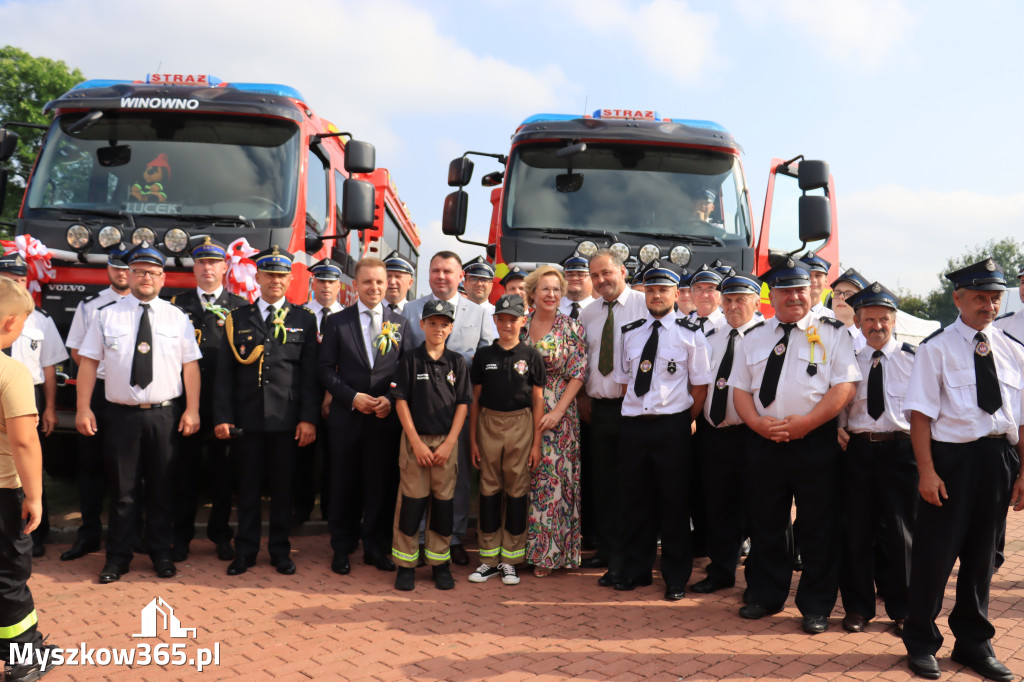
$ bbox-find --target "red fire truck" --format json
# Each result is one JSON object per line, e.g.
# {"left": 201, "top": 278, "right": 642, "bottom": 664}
{"left": 441, "top": 108, "right": 838, "bottom": 307}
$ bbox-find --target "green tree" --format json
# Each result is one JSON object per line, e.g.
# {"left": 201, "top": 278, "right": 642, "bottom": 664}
{"left": 0, "top": 46, "right": 84, "bottom": 227}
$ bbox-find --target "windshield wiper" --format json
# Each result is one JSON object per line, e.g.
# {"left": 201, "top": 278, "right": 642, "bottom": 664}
{"left": 171, "top": 214, "right": 255, "bottom": 229}
{"left": 52, "top": 208, "right": 136, "bottom": 227}
{"left": 619, "top": 230, "right": 724, "bottom": 247}
{"left": 514, "top": 226, "right": 622, "bottom": 241}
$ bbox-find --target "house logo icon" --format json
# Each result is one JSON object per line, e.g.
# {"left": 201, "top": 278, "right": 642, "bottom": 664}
{"left": 132, "top": 597, "right": 197, "bottom": 639}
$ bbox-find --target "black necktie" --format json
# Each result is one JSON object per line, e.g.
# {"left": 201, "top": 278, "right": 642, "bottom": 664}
{"left": 975, "top": 332, "right": 1002, "bottom": 414}
{"left": 321, "top": 308, "right": 329, "bottom": 329}
{"left": 570, "top": 301, "right": 580, "bottom": 319}
{"left": 265, "top": 305, "right": 275, "bottom": 328}
{"left": 202, "top": 293, "right": 214, "bottom": 303}
{"left": 388, "top": 303, "right": 398, "bottom": 312}
{"left": 131, "top": 303, "right": 153, "bottom": 389}
{"left": 598, "top": 300, "right": 615, "bottom": 376}
{"left": 633, "top": 320, "right": 661, "bottom": 397}
{"left": 2, "top": 346, "right": 11, "bottom": 357}
{"left": 759, "top": 323, "right": 795, "bottom": 408}
{"left": 698, "top": 316, "right": 708, "bottom": 332}
{"left": 867, "top": 349, "right": 885, "bottom": 420}
{"left": 709, "top": 329, "right": 738, "bottom": 426}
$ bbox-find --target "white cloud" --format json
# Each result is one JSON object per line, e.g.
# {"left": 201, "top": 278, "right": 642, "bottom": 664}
{"left": 736, "top": 0, "right": 917, "bottom": 69}
{"left": 840, "top": 184, "right": 1024, "bottom": 294}
{"left": 562, "top": 0, "right": 722, "bottom": 85}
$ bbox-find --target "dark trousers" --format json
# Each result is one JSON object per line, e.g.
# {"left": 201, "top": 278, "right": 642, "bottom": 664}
{"left": 587, "top": 398, "right": 625, "bottom": 563}
{"left": 746, "top": 420, "right": 841, "bottom": 616}
{"left": 903, "top": 438, "right": 1018, "bottom": 658}
{"left": 74, "top": 379, "right": 107, "bottom": 545}
{"left": 293, "top": 418, "right": 330, "bottom": 522}
{"left": 618, "top": 412, "right": 693, "bottom": 587}
{"left": 328, "top": 425, "right": 401, "bottom": 558}
{"left": 697, "top": 419, "right": 752, "bottom": 586}
{"left": 29, "top": 388, "right": 48, "bottom": 546}
{"left": 234, "top": 430, "right": 295, "bottom": 562}
{"left": 103, "top": 403, "right": 179, "bottom": 565}
{"left": 0, "top": 489, "right": 42, "bottom": 660}
{"left": 840, "top": 435, "right": 918, "bottom": 621}
{"left": 173, "top": 424, "right": 234, "bottom": 549}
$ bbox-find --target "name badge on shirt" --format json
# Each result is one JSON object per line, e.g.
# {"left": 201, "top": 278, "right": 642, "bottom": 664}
{"left": 416, "top": 373, "right": 430, "bottom": 381}
{"left": 485, "top": 363, "right": 498, "bottom": 370}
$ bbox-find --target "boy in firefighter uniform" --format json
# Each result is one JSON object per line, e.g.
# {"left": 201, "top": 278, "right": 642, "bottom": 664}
{"left": 390, "top": 299, "right": 473, "bottom": 591}
{"left": 0, "top": 276, "right": 57, "bottom": 680}
{"left": 467, "top": 294, "right": 545, "bottom": 586}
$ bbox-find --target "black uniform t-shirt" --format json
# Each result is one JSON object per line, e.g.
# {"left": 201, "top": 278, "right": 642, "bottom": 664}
{"left": 470, "top": 340, "right": 546, "bottom": 412}
{"left": 392, "top": 344, "right": 473, "bottom": 436}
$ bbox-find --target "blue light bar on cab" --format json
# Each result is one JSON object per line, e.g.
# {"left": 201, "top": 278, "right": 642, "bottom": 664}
{"left": 519, "top": 113, "right": 584, "bottom": 126}
{"left": 71, "top": 79, "right": 133, "bottom": 90}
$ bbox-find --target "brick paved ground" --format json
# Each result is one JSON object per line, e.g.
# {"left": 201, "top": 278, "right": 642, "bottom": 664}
{"left": 23, "top": 510, "right": 1024, "bottom": 680}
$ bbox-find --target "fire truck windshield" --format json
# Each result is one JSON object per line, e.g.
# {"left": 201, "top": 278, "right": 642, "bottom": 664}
{"left": 25, "top": 112, "right": 300, "bottom": 224}
{"left": 504, "top": 143, "right": 750, "bottom": 242}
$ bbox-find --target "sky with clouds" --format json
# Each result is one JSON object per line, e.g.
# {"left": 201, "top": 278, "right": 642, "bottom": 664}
{"left": 2, "top": 0, "right": 1023, "bottom": 295}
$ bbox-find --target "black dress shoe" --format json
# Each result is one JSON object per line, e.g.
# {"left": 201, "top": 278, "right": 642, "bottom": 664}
{"left": 171, "top": 545, "right": 189, "bottom": 562}
{"left": 802, "top": 615, "right": 829, "bottom": 634}
{"left": 31, "top": 540, "right": 45, "bottom": 558}
{"left": 154, "top": 558, "right": 177, "bottom": 578}
{"left": 216, "top": 541, "right": 235, "bottom": 561}
{"left": 892, "top": 619, "right": 905, "bottom": 637}
{"left": 842, "top": 613, "right": 867, "bottom": 632}
{"left": 271, "top": 556, "right": 296, "bottom": 575}
{"left": 950, "top": 650, "right": 1014, "bottom": 682}
{"left": 664, "top": 585, "right": 686, "bottom": 601}
{"left": 227, "top": 556, "right": 255, "bottom": 576}
{"left": 364, "top": 554, "right": 396, "bottom": 572}
{"left": 61, "top": 539, "right": 101, "bottom": 561}
{"left": 433, "top": 563, "right": 455, "bottom": 590}
{"left": 580, "top": 555, "right": 608, "bottom": 569}
{"left": 907, "top": 654, "right": 941, "bottom": 679}
{"left": 449, "top": 544, "right": 470, "bottom": 566}
{"left": 739, "top": 603, "right": 782, "bottom": 620}
{"left": 690, "top": 576, "right": 734, "bottom": 594}
{"left": 613, "top": 575, "right": 653, "bottom": 591}
{"left": 331, "top": 553, "right": 351, "bottom": 575}
{"left": 598, "top": 570, "right": 622, "bottom": 588}
{"left": 99, "top": 562, "right": 129, "bottom": 583}
{"left": 395, "top": 567, "right": 415, "bottom": 591}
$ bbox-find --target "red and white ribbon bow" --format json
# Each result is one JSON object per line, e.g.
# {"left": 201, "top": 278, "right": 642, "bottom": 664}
{"left": 1, "top": 234, "right": 56, "bottom": 294}
{"left": 225, "top": 237, "right": 260, "bottom": 303}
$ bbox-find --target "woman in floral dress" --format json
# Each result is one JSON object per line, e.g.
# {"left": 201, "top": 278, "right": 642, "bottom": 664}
{"left": 520, "top": 265, "right": 587, "bottom": 576}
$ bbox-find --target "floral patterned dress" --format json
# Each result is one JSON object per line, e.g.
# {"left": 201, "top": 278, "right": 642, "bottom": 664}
{"left": 521, "top": 311, "right": 587, "bottom": 569}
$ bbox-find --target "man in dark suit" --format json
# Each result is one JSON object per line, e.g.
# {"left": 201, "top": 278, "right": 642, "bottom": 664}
{"left": 319, "top": 256, "right": 414, "bottom": 576}
{"left": 213, "top": 246, "right": 319, "bottom": 576}
{"left": 170, "top": 237, "right": 248, "bottom": 562}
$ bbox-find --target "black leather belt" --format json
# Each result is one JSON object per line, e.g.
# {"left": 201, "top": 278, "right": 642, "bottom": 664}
{"left": 851, "top": 431, "right": 910, "bottom": 442}
{"left": 113, "top": 400, "right": 174, "bottom": 410}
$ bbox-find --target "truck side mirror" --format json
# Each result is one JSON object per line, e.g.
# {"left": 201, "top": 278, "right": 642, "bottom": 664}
{"left": 798, "top": 160, "right": 829, "bottom": 191}
{"left": 341, "top": 178, "right": 375, "bottom": 231}
{"left": 442, "top": 190, "right": 469, "bottom": 236}
{"left": 0, "top": 129, "right": 19, "bottom": 162}
{"left": 447, "top": 157, "right": 474, "bottom": 187}
{"left": 799, "top": 195, "right": 831, "bottom": 242}
{"left": 343, "top": 140, "right": 375, "bottom": 175}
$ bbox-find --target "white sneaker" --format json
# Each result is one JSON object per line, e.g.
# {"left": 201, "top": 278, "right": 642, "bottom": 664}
{"left": 468, "top": 563, "right": 501, "bottom": 583}
{"left": 499, "top": 562, "right": 520, "bottom": 585}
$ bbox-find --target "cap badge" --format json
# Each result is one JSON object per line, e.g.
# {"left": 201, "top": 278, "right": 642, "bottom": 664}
{"left": 435, "top": 303, "right": 443, "bottom": 311}
{"left": 985, "top": 260, "right": 996, "bottom": 271}
{"left": 639, "top": 359, "right": 653, "bottom": 373}
{"left": 14, "top": 255, "right": 24, "bottom": 266}
{"left": 202, "top": 236, "right": 212, "bottom": 245}
{"left": 502, "top": 300, "right": 509, "bottom": 308}
{"left": 872, "top": 283, "right": 881, "bottom": 293}
{"left": 514, "top": 359, "right": 528, "bottom": 375}
{"left": 137, "top": 341, "right": 151, "bottom": 354}
{"left": 272, "top": 245, "right": 280, "bottom": 255}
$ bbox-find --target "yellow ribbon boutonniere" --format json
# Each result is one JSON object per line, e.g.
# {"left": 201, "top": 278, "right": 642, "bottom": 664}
{"left": 805, "top": 325, "right": 826, "bottom": 376}
{"left": 375, "top": 321, "right": 402, "bottom": 354}
{"left": 272, "top": 307, "right": 288, "bottom": 343}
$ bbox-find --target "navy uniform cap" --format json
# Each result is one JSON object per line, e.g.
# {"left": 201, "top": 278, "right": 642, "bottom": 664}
{"left": 560, "top": 253, "right": 590, "bottom": 273}
{"left": 383, "top": 250, "right": 415, "bottom": 275}
{"left": 1016, "top": 264, "right": 1024, "bottom": 280}
{"left": 707, "top": 258, "right": 735, "bottom": 279}
{"left": 422, "top": 298, "right": 456, "bottom": 321}
{"left": 763, "top": 257, "right": 811, "bottom": 289}
{"left": 690, "top": 264, "right": 724, "bottom": 288}
{"left": 831, "top": 267, "right": 869, "bottom": 291}
{"left": 126, "top": 241, "right": 166, "bottom": 267}
{"left": 108, "top": 242, "right": 131, "bottom": 269}
{"left": 721, "top": 271, "right": 762, "bottom": 296}
{"left": 701, "top": 189, "right": 716, "bottom": 203}
{"left": 310, "top": 258, "right": 343, "bottom": 281}
{"left": 0, "top": 252, "right": 28, "bottom": 276}
{"left": 945, "top": 257, "right": 1006, "bottom": 291}
{"left": 677, "top": 267, "right": 693, "bottom": 287}
{"left": 798, "top": 252, "right": 831, "bottom": 274}
{"left": 846, "top": 281, "right": 899, "bottom": 310}
{"left": 643, "top": 261, "right": 681, "bottom": 286}
{"left": 494, "top": 294, "right": 527, "bottom": 317}
{"left": 190, "top": 236, "right": 227, "bottom": 261}
{"left": 254, "top": 245, "right": 293, "bottom": 273}
{"left": 500, "top": 265, "right": 527, "bottom": 288}
{"left": 458, "top": 280, "right": 466, "bottom": 294}
{"left": 463, "top": 255, "right": 495, "bottom": 279}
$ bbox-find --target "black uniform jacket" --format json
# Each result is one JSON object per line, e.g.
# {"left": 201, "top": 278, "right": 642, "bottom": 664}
{"left": 317, "top": 305, "right": 413, "bottom": 433}
{"left": 213, "top": 301, "right": 320, "bottom": 433}
{"left": 172, "top": 289, "right": 248, "bottom": 413}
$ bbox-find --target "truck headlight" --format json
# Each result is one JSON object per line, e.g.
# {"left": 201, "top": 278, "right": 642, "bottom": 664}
{"left": 97, "top": 225, "right": 122, "bottom": 249}
{"left": 670, "top": 245, "right": 691, "bottom": 266}
{"left": 66, "top": 224, "right": 91, "bottom": 250}
{"left": 638, "top": 244, "right": 660, "bottom": 264}
{"left": 132, "top": 227, "right": 156, "bottom": 245}
{"left": 164, "top": 228, "right": 189, "bottom": 254}
{"left": 609, "top": 242, "right": 630, "bottom": 262}
{"left": 576, "top": 240, "right": 598, "bottom": 257}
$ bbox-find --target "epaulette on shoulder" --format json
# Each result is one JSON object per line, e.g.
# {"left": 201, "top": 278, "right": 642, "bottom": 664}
{"left": 747, "top": 320, "right": 766, "bottom": 332}
{"left": 676, "top": 317, "right": 700, "bottom": 331}
{"left": 300, "top": 305, "right": 314, "bottom": 314}
{"left": 621, "top": 319, "right": 645, "bottom": 334}
{"left": 34, "top": 306, "right": 50, "bottom": 317}
{"left": 97, "top": 300, "right": 117, "bottom": 311}
{"left": 1004, "top": 331, "right": 1024, "bottom": 348}
{"left": 820, "top": 317, "right": 844, "bottom": 328}
{"left": 921, "top": 327, "right": 944, "bottom": 344}
{"left": 996, "top": 311, "right": 1015, "bottom": 321}
{"left": 705, "top": 327, "right": 718, "bottom": 337}
{"left": 82, "top": 293, "right": 98, "bottom": 304}
{"left": 901, "top": 342, "right": 917, "bottom": 354}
